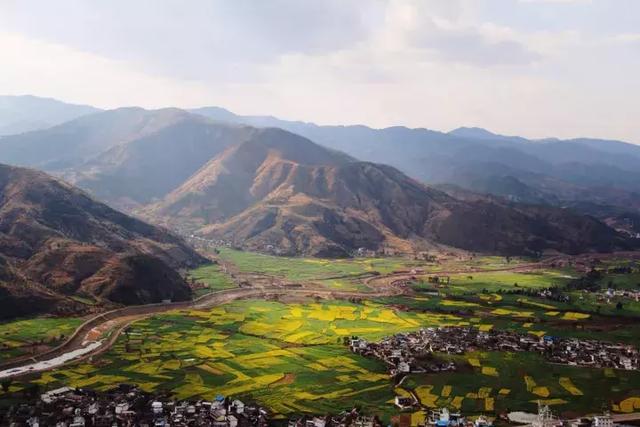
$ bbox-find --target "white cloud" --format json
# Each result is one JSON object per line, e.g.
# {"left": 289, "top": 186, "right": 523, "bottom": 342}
{"left": 0, "top": 0, "right": 638, "bottom": 144}
{"left": 0, "top": 0, "right": 382, "bottom": 82}
{"left": 518, "top": 0, "right": 591, "bottom": 3}
{"left": 0, "top": 31, "right": 211, "bottom": 109}
{"left": 611, "top": 33, "right": 640, "bottom": 44}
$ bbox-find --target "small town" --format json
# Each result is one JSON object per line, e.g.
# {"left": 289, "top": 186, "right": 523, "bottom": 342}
{"left": 0, "top": 383, "right": 625, "bottom": 427}
{"left": 1, "top": 384, "right": 270, "bottom": 427}
{"left": 0, "top": 384, "right": 390, "bottom": 427}
{"left": 349, "top": 327, "right": 639, "bottom": 377}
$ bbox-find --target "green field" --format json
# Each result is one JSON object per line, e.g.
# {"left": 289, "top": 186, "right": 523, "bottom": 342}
{"left": 7, "top": 255, "right": 640, "bottom": 420}
{"left": 214, "top": 249, "right": 536, "bottom": 293}
{"left": 0, "top": 317, "right": 83, "bottom": 362}
{"left": 189, "top": 263, "right": 236, "bottom": 295}
{"left": 15, "top": 294, "right": 640, "bottom": 420}
{"left": 597, "top": 272, "right": 640, "bottom": 290}
{"left": 21, "top": 300, "right": 443, "bottom": 420}
{"left": 442, "top": 269, "right": 577, "bottom": 294}
{"left": 217, "top": 249, "right": 533, "bottom": 281}
{"left": 217, "top": 248, "right": 421, "bottom": 279}
{"left": 401, "top": 351, "right": 640, "bottom": 416}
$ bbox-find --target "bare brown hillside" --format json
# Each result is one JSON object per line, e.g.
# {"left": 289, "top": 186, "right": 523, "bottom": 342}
{"left": 144, "top": 135, "right": 634, "bottom": 257}
{"left": 0, "top": 163, "right": 205, "bottom": 319}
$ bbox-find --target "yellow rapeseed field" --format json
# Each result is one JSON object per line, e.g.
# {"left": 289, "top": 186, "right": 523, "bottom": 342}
{"left": 618, "top": 397, "right": 640, "bottom": 413}
{"left": 559, "top": 377, "right": 583, "bottom": 396}
{"left": 481, "top": 366, "right": 499, "bottom": 377}
{"left": 562, "top": 312, "right": 590, "bottom": 321}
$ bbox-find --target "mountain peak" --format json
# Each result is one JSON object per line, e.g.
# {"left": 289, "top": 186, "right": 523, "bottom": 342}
{"left": 449, "top": 126, "right": 501, "bottom": 139}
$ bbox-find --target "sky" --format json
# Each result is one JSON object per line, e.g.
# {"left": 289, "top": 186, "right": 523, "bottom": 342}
{"left": 1, "top": 0, "right": 639, "bottom": 143}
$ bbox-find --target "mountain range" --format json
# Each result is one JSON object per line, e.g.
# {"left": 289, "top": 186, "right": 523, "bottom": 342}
{"left": 0, "top": 96, "right": 637, "bottom": 261}
{"left": 141, "top": 129, "right": 631, "bottom": 257}
{"left": 192, "top": 107, "right": 640, "bottom": 206}
{"left": 0, "top": 99, "right": 635, "bottom": 259}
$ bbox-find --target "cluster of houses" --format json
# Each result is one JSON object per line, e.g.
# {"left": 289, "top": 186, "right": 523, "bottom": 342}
{"left": 348, "top": 331, "right": 456, "bottom": 377}
{"left": 390, "top": 404, "right": 616, "bottom": 427}
{"left": 596, "top": 287, "right": 640, "bottom": 304}
{"left": 349, "top": 326, "right": 639, "bottom": 376}
{"left": 2, "top": 384, "right": 269, "bottom": 427}
{"left": 2, "top": 385, "right": 390, "bottom": 427}
{"left": 526, "top": 403, "right": 616, "bottom": 427}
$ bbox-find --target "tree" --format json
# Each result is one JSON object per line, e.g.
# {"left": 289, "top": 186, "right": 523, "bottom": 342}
{"left": 616, "top": 301, "right": 624, "bottom": 310}
{"left": 25, "top": 383, "right": 40, "bottom": 399}
{"left": 1, "top": 379, "right": 12, "bottom": 392}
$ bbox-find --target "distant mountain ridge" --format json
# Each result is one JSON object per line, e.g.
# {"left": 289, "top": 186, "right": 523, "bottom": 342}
{"left": 0, "top": 107, "right": 193, "bottom": 171}
{"left": 189, "top": 105, "right": 640, "bottom": 231}
{"left": 0, "top": 95, "right": 100, "bottom": 136}
{"left": 141, "top": 130, "right": 634, "bottom": 257}
{"left": 0, "top": 96, "right": 637, "bottom": 258}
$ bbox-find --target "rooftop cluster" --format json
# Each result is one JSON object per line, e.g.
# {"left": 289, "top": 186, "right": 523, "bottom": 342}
{"left": 3, "top": 384, "right": 268, "bottom": 427}
{"left": 349, "top": 326, "right": 639, "bottom": 377}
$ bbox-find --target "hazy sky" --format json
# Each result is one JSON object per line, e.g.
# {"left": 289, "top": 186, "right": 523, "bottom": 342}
{"left": 1, "top": 0, "right": 639, "bottom": 142}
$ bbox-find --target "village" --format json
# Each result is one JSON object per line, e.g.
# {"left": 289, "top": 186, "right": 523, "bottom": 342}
{"left": 1, "top": 384, "right": 269, "bottom": 427}
{"left": 1, "top": 383, "right": 625, "bottom": 427}
{"left": 0, "top": 384, "right": 385, "bottom": 427}
{"left": 348, "top": 326, "right": 639, "bottom": 377}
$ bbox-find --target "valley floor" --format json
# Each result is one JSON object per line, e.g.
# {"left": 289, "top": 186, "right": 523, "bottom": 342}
{"left": 2, "top": 250, "right": 640, "bottom": 423}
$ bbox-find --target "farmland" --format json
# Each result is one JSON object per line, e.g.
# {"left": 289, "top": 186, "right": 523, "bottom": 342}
{"left": 4, "top": 252, "right": 640, "bottom": 421}
{"left": 188, "top": 263, "right": 236, "bottom": 295}
{"left": 401, "top": 351, "right": 640, "bottom": 415}
{"left": 216, "top": 248, "right": 533, "bottom": 283}
{"left": 217, "top": 248, "right": 418, "bottom": 279}
{"left": 0, "top": 317, "right": 83, "bottom": 362}
{"left": 436, "top": 269, "right": 577, "bottom": 294}
{"left": 18, "top": 300, "right": 436, "bottom": 419}
{"left": 215, "top": 248, "right": 537, "bottom": 292}
{"left": 14, "top": 290, "right": 640, "bottom": 420}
